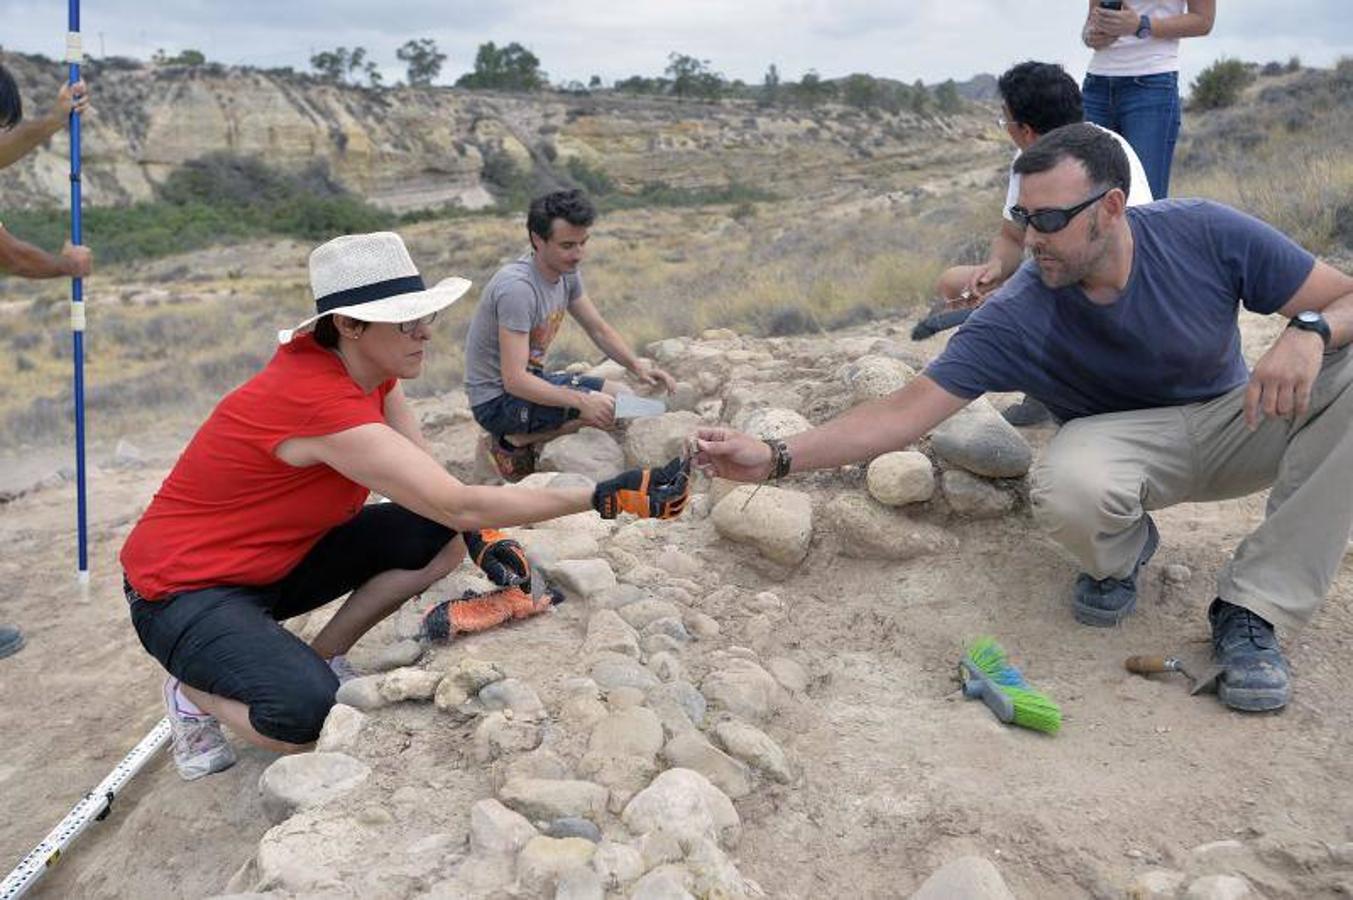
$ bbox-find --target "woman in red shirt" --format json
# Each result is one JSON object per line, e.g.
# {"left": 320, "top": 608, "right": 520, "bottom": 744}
{"left": 121, "top": 232, "right": 689, "bottom": 780}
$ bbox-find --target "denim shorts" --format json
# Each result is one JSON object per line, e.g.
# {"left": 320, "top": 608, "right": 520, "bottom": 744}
{"left": 127, "top": 503, "right": 454, "bottom": 744}
{"left": 472, "top": 369, "right": 606, "bottom": 439}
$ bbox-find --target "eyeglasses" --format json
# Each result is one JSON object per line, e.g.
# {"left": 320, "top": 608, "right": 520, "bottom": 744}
{"left": 1008, "top": 189, "right": 1110, "bottom": 234}
{"left": 396, "top": 311, "right": 438, "bottom": 334}
{"left": 997, "top": 115, "right": 1015, "bottom": 128}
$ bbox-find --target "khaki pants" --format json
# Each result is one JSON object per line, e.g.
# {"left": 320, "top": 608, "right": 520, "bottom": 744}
{"left": 1030, "top": 346, "right": 1353, "bottom": 632}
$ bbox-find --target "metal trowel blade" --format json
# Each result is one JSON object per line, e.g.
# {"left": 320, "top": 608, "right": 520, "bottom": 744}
{"left": 614, "top": 394, "right": 667, "bottom": 419}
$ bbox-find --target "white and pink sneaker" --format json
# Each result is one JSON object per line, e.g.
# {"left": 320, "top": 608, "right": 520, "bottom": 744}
{"left": 162, "top": 677, "right": 236, "bottom": 781}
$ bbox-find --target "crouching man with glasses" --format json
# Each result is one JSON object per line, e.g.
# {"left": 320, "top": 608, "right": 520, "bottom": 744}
{"left": 695, "top": 122, "right": 1353, "bottom": 714}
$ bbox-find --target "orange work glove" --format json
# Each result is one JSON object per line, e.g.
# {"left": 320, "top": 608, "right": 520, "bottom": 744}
{"left": 463, "top": 528, "right": 530, "bottom": 586}
{"left": 591, "top": 455, "right": 691, "bottom": 520}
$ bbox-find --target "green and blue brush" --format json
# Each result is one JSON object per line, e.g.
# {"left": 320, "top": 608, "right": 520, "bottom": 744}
{"left": 959, "top": 637, "right": 1062, "bottom": 734}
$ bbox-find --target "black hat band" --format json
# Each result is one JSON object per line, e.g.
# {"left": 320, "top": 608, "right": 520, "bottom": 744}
{"left": 315, "top": 274, "right": 427, "bottom": 315}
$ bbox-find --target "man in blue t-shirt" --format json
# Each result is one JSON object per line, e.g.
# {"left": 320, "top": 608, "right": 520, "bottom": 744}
{"left": 695, "top": 124, "right": 1353, "bottom": 713}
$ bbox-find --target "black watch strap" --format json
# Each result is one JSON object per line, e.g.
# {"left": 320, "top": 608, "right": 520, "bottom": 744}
{"left": 1288, "top": 312, "right": 1332, "bottom": 347}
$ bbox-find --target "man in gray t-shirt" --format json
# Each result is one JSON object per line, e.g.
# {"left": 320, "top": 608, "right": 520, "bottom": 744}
{"left": 463, "top": 189, "right": 676, "bottom": 481}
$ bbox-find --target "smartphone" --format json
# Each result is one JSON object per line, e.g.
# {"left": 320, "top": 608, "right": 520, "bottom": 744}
{"left": 1099, "top": 0, "right": 1123, "bottom": 7}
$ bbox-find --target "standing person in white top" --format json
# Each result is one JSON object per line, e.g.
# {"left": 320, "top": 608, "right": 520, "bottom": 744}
{"left": 927, "top": 61, "right": 1151, "bottom": 425}
{"left": 1081, "top": 0, "right": 1216, "bottom": 198}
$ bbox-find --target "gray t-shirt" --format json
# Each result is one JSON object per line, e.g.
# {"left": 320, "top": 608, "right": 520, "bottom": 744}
{"left": 463, "top": 254, "right": 585, "bottom": 406}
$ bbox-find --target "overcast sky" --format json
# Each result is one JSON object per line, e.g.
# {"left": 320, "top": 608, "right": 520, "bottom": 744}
{"left": 3, "top": 1, "right": 1350, "bottom": 93}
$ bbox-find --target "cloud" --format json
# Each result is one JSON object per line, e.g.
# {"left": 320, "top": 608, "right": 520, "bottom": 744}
{"left": 1, "top": 0, "right": 1348, "bottom": 89}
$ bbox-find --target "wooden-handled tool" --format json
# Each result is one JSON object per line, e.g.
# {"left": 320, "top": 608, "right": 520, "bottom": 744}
{"left": 1125, "top": 654, "right": 1224, "bottom": 695}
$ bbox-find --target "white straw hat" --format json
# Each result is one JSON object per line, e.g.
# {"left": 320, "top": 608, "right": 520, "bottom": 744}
{"left": 278, "top": 231, "right": 472, "bottom": 344}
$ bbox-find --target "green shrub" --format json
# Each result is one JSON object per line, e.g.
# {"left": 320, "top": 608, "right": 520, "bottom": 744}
{"left": 1190, "top": 58, "right": 1255, "bottom": 110}
{"left": 3, "top": 154, "right": 396, "bottom": 264}
{"left": 565, "top": 157, "right": 617, "bottom": 196}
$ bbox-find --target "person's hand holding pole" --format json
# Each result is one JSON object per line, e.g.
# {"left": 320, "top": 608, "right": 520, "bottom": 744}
{"left": 60, "top": 240, "right": 92, "bottom": 278}
{"left": 52, "top": 79, "right": 91, "bottom": 123}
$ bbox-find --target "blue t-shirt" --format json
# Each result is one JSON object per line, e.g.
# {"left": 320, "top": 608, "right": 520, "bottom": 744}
{"left": 925, "top": 200, "right": 1316, "bottom": 422}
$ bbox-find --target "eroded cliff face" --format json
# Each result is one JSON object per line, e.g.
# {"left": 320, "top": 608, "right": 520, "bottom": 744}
{"left": 0, "top": 55, "right": 993, "bottom": 212}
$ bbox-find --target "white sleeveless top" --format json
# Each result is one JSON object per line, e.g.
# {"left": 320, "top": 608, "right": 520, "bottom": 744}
{"left": 1087, "top": 0, "right": 1187, "bottom": 76}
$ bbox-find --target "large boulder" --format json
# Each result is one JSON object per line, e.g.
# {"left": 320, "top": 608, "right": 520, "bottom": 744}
{"left": 621, "top": 768, "right": 741, "bottom": 848}
{"left": 823, "top": 493, "right": 957, "bottom": 560}
{"left": 712, "top": 719, "right": 792, "bottom": 784}
{"left": 711, "top": 485, "right": 814, "bottom": 566}
{"left": 866, "top": 450, "right": 935, "bottom": 506}
{"left": 516, "top": 836, "right": 597, "bottom": 896}
{"left": 910, "top": 856, "right": 1015, "bottom": 900}
{"left": 624, "top": 411, "right": 702, "bottom": 468}
{"left": 929, "top": 398, "right": 1033, "bottom": 478}
{"left": 701, "top": 659, "right": 785, "bottom": 722}
{"left": 582, "top": 609, "right": 641, "bottom": 659}
{"left": 469, "top": 798, "right": 538, "bottom": 857}
{"left": 941, "top": 469, "right": 1016, "bottom": 519}
{"left": 538, "top": 427, "right": 627, "bottom": 483}
{"left": 258, "top": 753, "right": 371, "bottom": 824}
{"left": 732, "top": 407, "right": 812, "bottom": 440}
{"left": 552, "top": 558, "right": 618, "bottom": 600}
{"left": 662, "top": 731, "right": 753, "bottom": 799}
{"left": 838, "top": 354, "right": 916, "bottom": 402}
{"left": 499, "top": 778, "right": 610, "bottom": 822}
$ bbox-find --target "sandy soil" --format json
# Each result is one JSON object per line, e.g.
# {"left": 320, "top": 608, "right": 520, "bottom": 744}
{"left": 2, "top": 314, "right": 1352, "bottom": 899}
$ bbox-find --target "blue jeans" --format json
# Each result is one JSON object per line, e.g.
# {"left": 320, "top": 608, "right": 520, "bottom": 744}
{"left": 472, "top": 370, "right": 606, "bottom": 440}
{"left": 1082, "top": 71, "right": 1181, "bottom": 199}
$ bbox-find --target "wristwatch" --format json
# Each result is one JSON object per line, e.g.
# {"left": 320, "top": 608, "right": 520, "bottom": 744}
{"left": 1135, "top": 14, "right": 1153, "bottom": 38}
{"left": 1287, "top": 310, "right": 1332, "bottom": 347}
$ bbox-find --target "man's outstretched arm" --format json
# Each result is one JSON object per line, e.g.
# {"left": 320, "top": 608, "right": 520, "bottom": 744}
{"left": 0, "top": 226, "right": 92, "bottom": 279}
{"left": 568, "top": 294, "right": 676, "bottom": 392}
{"left": 696, "top": 375, "right": 972, "bottom": 481}
{"left": 0, "top": 81, "right": 89, "bottom": 169}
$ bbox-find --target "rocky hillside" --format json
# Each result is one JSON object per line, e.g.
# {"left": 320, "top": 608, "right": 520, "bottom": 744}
{"left": 0, "top": 54, "right": 993, "bottom": 213}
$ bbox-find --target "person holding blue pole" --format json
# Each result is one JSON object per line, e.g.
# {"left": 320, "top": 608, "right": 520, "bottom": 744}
{"left": 0, "top": 60, "right": 93, "bottom": 661}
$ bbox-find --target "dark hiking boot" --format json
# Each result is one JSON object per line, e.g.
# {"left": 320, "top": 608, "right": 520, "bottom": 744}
{"left": 1073, "top": 515, "right": 1160, "bottom": 626}
{"left": 0, "top": 624, "right": 23, "bottom": 659}
{"left": 1209, "top": 599, "right": 1291, "bottom": 712}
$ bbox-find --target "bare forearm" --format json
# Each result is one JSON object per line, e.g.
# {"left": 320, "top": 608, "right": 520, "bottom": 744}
{"left": 440, "top": 485, "right": 593, "bottom": 532}
{"left": 1318, "top": 292, "right": 1353, "bottom": 350}
{"left": 0, "top": 117, "right": 64, "bottom": 169}
{"left": 0, "top": 230, "right": 74, "bottom": 278}
{"left": 784, "top": 402, "right": 918, "bottom": 472}
{"left": 783, "top": 376, "right": 965, "bottom": 473}
{"left": 503, "top": 371, "right": 589, "bottom": 410}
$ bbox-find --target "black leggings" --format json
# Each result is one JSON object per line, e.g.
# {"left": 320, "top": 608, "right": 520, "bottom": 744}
{"left": 129, "top": 503, "right": 454, "bottom": 744}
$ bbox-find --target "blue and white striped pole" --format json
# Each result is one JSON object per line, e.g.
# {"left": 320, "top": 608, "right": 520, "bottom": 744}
{"left": 66, "top": 0, "right": 89, "bottom": 589}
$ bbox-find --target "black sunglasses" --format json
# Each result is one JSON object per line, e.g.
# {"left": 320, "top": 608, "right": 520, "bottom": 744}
{"left": 1009, "top": 189, "right": 1110, "bottom": 234}
{"left": 396, "top": 311, "right": 438, "bottom": 334}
